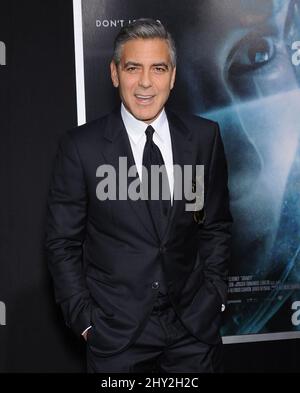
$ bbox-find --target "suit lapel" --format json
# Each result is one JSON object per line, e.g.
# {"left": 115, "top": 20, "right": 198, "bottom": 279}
{"left": 101, "top": 108, "right": 159, "bottom": 242}
{"left": 160, "top": 109, "right": 193, "bottom": 244}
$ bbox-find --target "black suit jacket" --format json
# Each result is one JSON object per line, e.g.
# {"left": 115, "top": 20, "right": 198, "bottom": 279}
{"left": 45, "top": 107, "right": 232, "bottom": 356}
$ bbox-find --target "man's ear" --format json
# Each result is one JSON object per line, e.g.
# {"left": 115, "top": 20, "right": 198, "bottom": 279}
{"left": 110, "top": 61, "right": 119, "bottom": 88}
{"left": 170, "top": 66, "right": 176, "bottom": 90}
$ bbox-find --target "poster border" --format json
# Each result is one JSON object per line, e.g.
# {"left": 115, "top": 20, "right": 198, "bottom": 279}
{"left": 73, "top": 0, "right": 86, "bottom": 126}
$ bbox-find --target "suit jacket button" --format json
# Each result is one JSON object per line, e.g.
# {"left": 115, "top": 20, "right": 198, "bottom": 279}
{"left": 151, "top": 281, "right": 160, "bottom": 289}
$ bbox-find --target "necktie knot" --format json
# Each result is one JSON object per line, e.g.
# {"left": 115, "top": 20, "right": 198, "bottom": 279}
{"left": 145, "top": 125, "right": 155, "bottom": 142}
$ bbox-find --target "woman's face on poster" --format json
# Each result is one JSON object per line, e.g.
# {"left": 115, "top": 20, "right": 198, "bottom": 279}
{"left": 178, "top": 0, "right": 300, "bottom": 273}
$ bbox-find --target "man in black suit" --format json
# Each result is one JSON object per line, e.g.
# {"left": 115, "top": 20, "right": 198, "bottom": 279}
{"left": 45, "top": 18, "right": 232, "bottom": 373}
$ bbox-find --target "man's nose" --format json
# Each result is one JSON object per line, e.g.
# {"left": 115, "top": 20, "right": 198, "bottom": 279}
{"left": 138, "top": 70, "right": 152, "bottom": 88}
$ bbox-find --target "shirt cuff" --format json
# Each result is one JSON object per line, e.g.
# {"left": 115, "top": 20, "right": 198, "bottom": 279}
{"left": 81, "top": 325, "right": 92, "bottom": 336}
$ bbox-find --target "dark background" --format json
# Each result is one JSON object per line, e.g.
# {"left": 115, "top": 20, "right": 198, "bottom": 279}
{"left": 0, "top": 0, "right": 299, "bottom": 372}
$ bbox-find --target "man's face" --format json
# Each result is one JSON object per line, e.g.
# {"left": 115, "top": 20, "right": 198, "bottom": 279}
{"left": 110, "top": 38, "right": 176, "bottom": 123}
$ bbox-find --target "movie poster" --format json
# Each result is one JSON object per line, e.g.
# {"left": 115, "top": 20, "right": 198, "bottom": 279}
{"left": 73, "top": 0, "right": 300, "bottom": 342}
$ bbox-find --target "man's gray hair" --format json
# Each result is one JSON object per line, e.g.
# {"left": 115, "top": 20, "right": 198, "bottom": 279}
{"left": 113, "top": 18, "right": 176, "bottom": 67}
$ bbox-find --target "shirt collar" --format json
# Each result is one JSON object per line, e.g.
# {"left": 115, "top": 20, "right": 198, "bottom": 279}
{"left": 121, "top": 103, "right": 167, "bottom": 145}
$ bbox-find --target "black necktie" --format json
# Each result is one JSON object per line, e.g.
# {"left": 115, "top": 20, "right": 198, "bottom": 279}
{"left": 142, "top": 125, "right": 171, "bottom": 237}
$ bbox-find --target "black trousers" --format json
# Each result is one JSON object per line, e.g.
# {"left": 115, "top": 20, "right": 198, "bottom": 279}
{"left": 86, "top": 293, "right": 223, "bottom": 373}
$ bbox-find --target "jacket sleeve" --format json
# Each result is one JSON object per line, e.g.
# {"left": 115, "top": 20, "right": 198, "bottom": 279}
{"left": 45, "top": 131, "right": 92, "bottom": 336}
{"left": 198, "top": 122, "right": 233, "bottom": 306}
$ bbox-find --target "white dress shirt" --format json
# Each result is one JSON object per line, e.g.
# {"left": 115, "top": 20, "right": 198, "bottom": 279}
{"left": 121, "top": 103, "right": 174, "bottom": 204}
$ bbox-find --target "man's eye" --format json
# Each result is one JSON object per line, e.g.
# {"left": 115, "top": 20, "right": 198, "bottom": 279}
{"left": 126, "top": 67, "right": 138, "bottom": 72}
{"left": 227, "top": 35, "right": 275, "bottom": 76}
{"left": 154, "top": 67, "right": 166, "bottom": 73}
